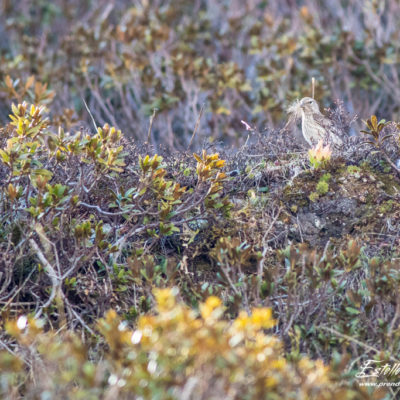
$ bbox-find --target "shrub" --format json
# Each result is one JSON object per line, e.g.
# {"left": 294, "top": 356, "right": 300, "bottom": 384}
{"left": 1, "top": 288, "right": 366, "bottom": 399}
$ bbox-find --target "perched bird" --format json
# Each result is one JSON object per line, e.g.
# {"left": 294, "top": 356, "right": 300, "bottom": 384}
{"left": 298, "top": 97, "right": 343, "bottom": 147}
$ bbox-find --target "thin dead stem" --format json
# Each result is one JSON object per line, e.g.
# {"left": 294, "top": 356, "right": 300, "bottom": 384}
{"left": 187, "top": 103, "right": 205, "bottom": 151}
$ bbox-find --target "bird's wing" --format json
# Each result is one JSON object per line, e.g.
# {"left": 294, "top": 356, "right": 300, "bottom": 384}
{"left": 312, "top": 113, "right": 334, "bottom": 130}
{"left": 313, "top": 112, "right": 343, "bottom": 145}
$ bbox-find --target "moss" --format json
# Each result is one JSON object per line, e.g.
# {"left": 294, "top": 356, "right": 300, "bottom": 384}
{"left": 378, "top": 200, "right": 394, "bottom": 214}
{"left": 309, "top": 192, "right": 319, "bottom": 202}
{"left": 316, "top": 180, "right": 329, "bottom": 195}
{"left": 382, "top": 162, "right": 392, "bottom": 173}
{"left": 282, "top": 179, "right": 313, "bottom": 208}
{"left": 320, "top": 173, "right": 332, "bottom": 182}
{"left": 371, "top": 172, "right": 400, "bottom": 195}
{"left": 346, "top": 165, "right": 361, "bottom": 174}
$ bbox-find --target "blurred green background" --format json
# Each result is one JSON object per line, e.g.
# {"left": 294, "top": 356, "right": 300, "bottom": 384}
{"left": 1, "top": 0, "right": 399, "bottom": 148}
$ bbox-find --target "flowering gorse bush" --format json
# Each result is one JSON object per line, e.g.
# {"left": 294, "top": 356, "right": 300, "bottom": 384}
{"left": 1, "top": 288, "right": 358, "bottom": 399}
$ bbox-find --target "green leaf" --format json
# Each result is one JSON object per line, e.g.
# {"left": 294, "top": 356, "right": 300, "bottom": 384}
{"left": 193, "top": 153, "right": 202, "bottom": 163}
{"left": 345, "top": 307, "right": 360, "bottom": 315}
{"left": 370, "top": 115, "right": 378, "bottom": 130}
{"left": 125, "top": 187, "right": 137, "bottom": 197}
{"left": 31, "top": 169, "right": 53, "bottom": 179}
{"left": 0, "top": 149, "right": 10, "bottom": 163}
{"left": 11, "top": 103, "right": 19, "bottom": 116}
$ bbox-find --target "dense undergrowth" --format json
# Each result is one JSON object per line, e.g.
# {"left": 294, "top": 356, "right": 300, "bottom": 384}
{"left": 2, "top": 1, "right": 400, "bottom": 399}
{"left": 0, "top": 93, "right": 400, "bottom": 398}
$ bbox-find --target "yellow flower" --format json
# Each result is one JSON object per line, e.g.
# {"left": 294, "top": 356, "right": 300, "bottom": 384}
{"left": 154, "top": 288, "right": 177, "bottom": 312}
{"left": 233, "top": 308, "right": 276, "bottom": 332}
{"left": 233, "top": 311, "right": 251, "bottom": 331}
{"left": 200, "top": 296, "right": 222, "bottom": 320}
{"left": 250, "top": 308, "right": 275, "bottom": 329}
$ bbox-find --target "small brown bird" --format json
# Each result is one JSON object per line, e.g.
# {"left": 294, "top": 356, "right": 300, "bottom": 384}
{"left": 298, "top": 97, "right": 343, "bottom": 147}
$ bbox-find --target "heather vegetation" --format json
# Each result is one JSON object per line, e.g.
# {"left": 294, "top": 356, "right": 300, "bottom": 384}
{"left": 1, "top": 1, "right": 400, "bottom": 399}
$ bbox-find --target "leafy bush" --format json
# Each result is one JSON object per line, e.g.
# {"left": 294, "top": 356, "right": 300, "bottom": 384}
{"left": 1, "top": 288, "right": 368, "bottom": 399}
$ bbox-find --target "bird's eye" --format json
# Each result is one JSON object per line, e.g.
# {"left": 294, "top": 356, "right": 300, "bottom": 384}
{"left": 308, "top": 100, "right": 313, "bottom": 104}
